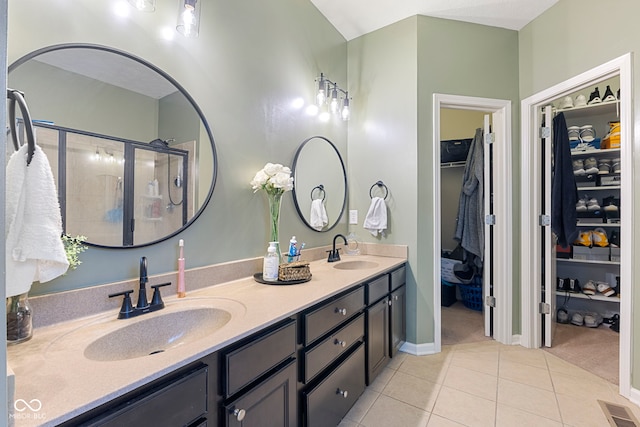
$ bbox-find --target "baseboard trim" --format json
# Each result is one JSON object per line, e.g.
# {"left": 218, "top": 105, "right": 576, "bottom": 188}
{"left": 511, "top": 334, "right": 522, "bottom": 346}
{"left": 399, "top": 341, "right": 437, "bottom": 356}
{"left": 628, "top": 386, "right": 640, "bottom": 406}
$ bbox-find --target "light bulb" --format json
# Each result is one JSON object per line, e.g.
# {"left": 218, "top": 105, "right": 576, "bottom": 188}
{"left": 341, "top": 104, "right": 350, "bottom": 121}
{"left": 316, "top": 89, "right": 326, "bottom": 106}
{"left": 177, "top": 0, "right": 201, "bottom": 37}
{"left": 128, "top": 0, "right": 155, "bottom": 12}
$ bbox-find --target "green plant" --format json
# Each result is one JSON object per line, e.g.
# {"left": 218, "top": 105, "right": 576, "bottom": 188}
{"left": 61, "top": 234, "right": 88, "bottom": 271}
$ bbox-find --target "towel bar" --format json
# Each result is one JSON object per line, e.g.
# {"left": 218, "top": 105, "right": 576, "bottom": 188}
{"left": 310, "top": 184, "right": 326, "bottom": 201}
{"left": 7, "top": 88, "right": 36, "bottom": 166}
{"left": 369, "top": 181, "right": 389, "bottom": 200}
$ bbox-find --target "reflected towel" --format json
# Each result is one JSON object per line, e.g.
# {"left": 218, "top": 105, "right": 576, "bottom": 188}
{"left": 363, "top": 196, "right": 387, "bottom": 237}
{"left": 6, "top": 145, "right": 69, "bottom": 297}
{"left": 309, "top": 198, "right": 328, "bottom": 231}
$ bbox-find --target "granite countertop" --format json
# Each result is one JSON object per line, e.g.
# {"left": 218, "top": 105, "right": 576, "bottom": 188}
{"left": 7, "top": 253, "right": 406, "bottom": 426}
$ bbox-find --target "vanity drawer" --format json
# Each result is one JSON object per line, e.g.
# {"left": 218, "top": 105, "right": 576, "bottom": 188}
{"left": 303, "top": 287, "right": 365, "bottom": 346}
{"left": 304, "top": 343, "right": 365, "bottom": 427}
{"left": 303, "top": 313, "right": 364, "bottom": 383}
{"left": 366, "top": 275, "right": 390, "bottom": 305}
{"left": 390, "top": 265, "right": 406, "bottom": 291}
{"left": 224, "top": 318, "right": 296, "bottom": 397}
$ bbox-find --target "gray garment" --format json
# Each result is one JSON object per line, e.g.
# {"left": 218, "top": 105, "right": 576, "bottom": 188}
{"left": 454, "top": 128, "right": 484, "bottom": 261}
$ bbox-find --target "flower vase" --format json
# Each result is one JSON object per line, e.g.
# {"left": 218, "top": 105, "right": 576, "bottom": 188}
{"left": 267, "top": 191, "right": 283, "bottom": 263}
{"left": 6, "top": 292, "right": 33, "bottom": 344}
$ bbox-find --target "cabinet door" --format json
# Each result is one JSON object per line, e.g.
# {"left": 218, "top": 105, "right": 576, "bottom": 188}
{"left": 223, "top": 359, "right": 297, "bottom": 427}
{"left": 366, "top": 297, "right": 389, "bottom": 385}
{"left": 390, "top": 285, "right": 406, "bottom": 357}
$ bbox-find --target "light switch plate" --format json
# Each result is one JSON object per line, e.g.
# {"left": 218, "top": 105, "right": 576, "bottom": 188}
{"left": 349, "top": 210, "right": 358, "bottom": 224}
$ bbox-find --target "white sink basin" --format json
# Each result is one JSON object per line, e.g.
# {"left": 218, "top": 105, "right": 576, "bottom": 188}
{"left": 332, "top": 260, "right": 379, "bottom": 270}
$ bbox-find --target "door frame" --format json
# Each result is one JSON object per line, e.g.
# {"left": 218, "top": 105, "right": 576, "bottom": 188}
{"left": 433, "top": 94, "right": 513, "bottom": 352}
{"left": 520, "top": 53, "right": 633, "bottom": 398}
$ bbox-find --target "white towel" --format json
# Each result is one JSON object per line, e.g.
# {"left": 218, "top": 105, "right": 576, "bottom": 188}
{"left": 6, "top": 144, "right": 69, "bottom": 297}
{"left": 309, "top": 198, "right": 328, "bottom": 231}
{"left": 363, "top": 196, "right": 387, "bottom": 237}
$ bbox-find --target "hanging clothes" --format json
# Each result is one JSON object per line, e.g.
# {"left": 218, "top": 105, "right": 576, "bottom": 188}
{"left": 551, "top": 112, "right": 578, "bottom": 247}
{"left": 454, "top": 127, "right": 484, "bottom": 263}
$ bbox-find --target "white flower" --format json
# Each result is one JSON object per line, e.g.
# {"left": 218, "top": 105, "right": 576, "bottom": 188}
{"left": 250, "top": 163, "right": 294, "bottom": 194}
{"left": 272, "top": 172, "right": 294, "bottom": 191}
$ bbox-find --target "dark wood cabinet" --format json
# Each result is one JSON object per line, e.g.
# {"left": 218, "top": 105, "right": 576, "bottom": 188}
{"left": 366, "top": 296, "right": 389, "bottom": 385}
{"left": 390, "top": 284, "right": 406, "bottom": 357}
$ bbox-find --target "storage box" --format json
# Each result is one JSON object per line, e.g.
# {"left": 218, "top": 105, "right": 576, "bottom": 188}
{"left": 611, "top": 247, "right": 621, "bottom": 262}
{"left": 575, "top": 174, "right": 597, "bottom": 188}
{"left": 441, "top": 280, "right": 457, "bottom": 307}
{"left": 576, "top": 211, "right": 603, "bottom": 224}
{"left": 556, "top": 244, "right": 572, "bottom": 259}
{"left": 572, "top": 246, "right": 609, "bottom": 261}
{"left": 599, "top": 175, "right": 621, "bottom": 186}
{"left": 441, "top": 257, "right": 463, "bottom": 284}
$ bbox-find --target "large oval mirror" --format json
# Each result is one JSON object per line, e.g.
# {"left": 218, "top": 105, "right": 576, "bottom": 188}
{"left": 292, "top": 136, "right": 347, "bottom": 232}
{"left": 7, "top": 44, "right": 217, "bottom": 248}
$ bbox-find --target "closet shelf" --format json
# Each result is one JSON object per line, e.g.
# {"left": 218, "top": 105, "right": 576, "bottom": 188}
{"left": 440, "top": 161, "right": 466, "bottom": 169}
{"left": 555, "top": 99, "right": 619, "bottom": 118}
{"left": 557, "top": 258, "right": 620, "bottom": 266}
{"left": 571, "top": 148, "right": 620, "bottom": 158}
{"left": 555, "top": 291, "right": 619, "bottom": 303}
{"left": 576, "top": 222, "right": 620, "bottom": 227}
{"left": 577, "top": 185, "right": 621, "bottom": 191}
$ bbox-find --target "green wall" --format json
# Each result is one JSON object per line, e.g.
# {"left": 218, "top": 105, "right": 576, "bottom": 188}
{"left": 7, "top": 0, "right": 348, "bottom": 295}
{"left": 519, "top": 0, "right": 640, "bottom": 392}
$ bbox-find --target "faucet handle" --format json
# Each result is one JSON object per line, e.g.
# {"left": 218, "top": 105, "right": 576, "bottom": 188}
{"left": 150, "top": 282, "right": 172, "bottom": 308}
{"left": 108, "top": 290, "right": 135, "bottom": 319}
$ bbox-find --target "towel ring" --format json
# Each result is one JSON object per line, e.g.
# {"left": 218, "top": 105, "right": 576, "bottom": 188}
{"left": 7, "top": 88, "right": 36, "bottom": 166}
{"left": 369, "top": 181, "right": 389, "bottom": 200}
{"left": 310, "top": 184, "right": 326, "bottom": 201}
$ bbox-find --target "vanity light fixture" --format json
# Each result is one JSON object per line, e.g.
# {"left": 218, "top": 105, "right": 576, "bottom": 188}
{"left": 315, "top": 73, "right": 351, "bottom": 121}
{"left": 128, "top": 0, "right": 156, "bottom": 12}
{"left": 176, "top": 0, "right": 201, "bottom": 38}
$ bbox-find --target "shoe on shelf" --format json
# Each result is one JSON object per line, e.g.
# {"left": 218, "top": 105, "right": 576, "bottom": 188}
{"left": 557, "top": 308, "right": 570, "bottom": 324}
{"left": 612, "top": 158, "right": 621, "bottom": 174}
{"left": 596, "top": 281, "right": 616, "bottom": 297}
{"left": 559, "top": 96, "right": 574, "bottom": 109}
{"left": 579, "top": 125, "right": 596, "bottom": 143}
{"left": 575, "top": 94, "right": 587, "bottom": 107}
{"left": 568, "top": 278, "right": 581, "bottom": 293}
{"left": 603, "top": 85, "right": 616, "bottom": 102}
{"left": 583, "top": 156, "right": 599, "bottom": 174}
{"left": 571, "top": 312, "right": 584, "bottom": 326}
{"left": 574, "top": 230, "right": 592, "bottom": 246}
{"left": 598, "top": 159, "right": 611, "bottom": 174}
{"left": 591, "top": 228, "right": 608, "bottom": 247}
{"left": 587, "top": 87, "right": 602, "bottom": 105}
{"left": 572, "top": 159, "right": 586, "bottom": 176}
{"left": 568, "top": 125, "right": 581, "bottom": 141}
{"left": 609, "top": 230, "right": 620, "bottom": 247}
{"left": 571, "top": 141, "right": 597, "bottom": 152}
{"left": 586, "top": 198, "right": 601, "bottom": 211}
{"left": 582, "top": 280, "right": 597, "bottom": 296}
{"left": 584, "top": 312, "right": 603, "bottom": 328}
{"left": 575, "top": 198, "right": 588, "bottom": 212}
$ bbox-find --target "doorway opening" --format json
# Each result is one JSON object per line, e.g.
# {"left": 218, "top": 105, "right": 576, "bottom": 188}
{"left": 433, "top": 94, "right": 513, "bottom": 353}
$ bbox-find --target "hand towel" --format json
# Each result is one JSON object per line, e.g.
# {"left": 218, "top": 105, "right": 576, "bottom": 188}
{"left": 309, "top": 198, "right": 328, "bottom": 231}
{"left": 6, "top": 144, "right": 69, "bottom": 297}
{"left": 363, "top": 196, "right": 387, "bottom": 237}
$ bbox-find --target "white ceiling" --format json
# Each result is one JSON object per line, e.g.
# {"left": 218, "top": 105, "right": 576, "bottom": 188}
{"left": 310, "top": 0, "right": 559, "bottom": 41}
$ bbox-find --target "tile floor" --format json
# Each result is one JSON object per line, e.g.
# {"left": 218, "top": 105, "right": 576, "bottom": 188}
{"left": 339, "top": 340, "right": 639, "bottom": 427}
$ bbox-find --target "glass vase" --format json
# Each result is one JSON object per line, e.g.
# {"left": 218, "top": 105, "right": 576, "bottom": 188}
{"left": 6, "top": 292, "right": 33, "bottom": 345}
{"left": 267, "top": 191, "right": 283, "bottom": 263}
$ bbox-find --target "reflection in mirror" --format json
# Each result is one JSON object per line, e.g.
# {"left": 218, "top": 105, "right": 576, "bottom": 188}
{"left": 292, "top": 136, "right": 347, "bottom": 232}
{"left": 7, "top": 44, "right": 217, "bottom": 247}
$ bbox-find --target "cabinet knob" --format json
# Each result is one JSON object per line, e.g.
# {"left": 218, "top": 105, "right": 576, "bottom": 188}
{"left": 232, "top": 408, "right": 246, "bottom": 421}
{"left": 336, "top": 388, "right": 348, "bottom": 398}
{"left": 394, "top": 295, "right": 399, "bottom": 301}
{"left": 335, "top": 307, "right": 347, "bottom": 316}
{"left": 334, "top": 338, "right": 347, "bottom": 347}
{"left": 388, "top": 299, "right": 392, "bottom": 306}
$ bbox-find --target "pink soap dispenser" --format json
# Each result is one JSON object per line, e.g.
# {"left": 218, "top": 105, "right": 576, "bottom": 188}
{"left": 177, "top": 239, "right": 186, "bottom": 298}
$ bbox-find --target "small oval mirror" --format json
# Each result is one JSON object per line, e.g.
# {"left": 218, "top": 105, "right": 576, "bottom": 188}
{"left": 7, "top": 44, "right": 217, "bottom": 248}
{"left": 292, "top": 136, "right": 347, "bottom": 232}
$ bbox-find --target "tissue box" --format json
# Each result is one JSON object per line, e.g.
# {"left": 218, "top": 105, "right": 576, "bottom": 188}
{"left": 278, "top": 261, "right": 311, "bottom": 282}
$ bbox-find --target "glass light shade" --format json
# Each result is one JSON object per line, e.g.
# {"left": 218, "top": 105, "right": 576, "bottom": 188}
{"left": 128, "top": 0, "right": 156, "bottom": 12}
{"left": 330, "top": 87, "right": 339, "bottom": 114}
{"left": 341, "top": 99, "right": 350, "bottom": 121}
{"left": 176, "top": 0, "right": 201, "bottom": 38}
{"left": 316, "top": 76, "right": 326, "bottom": 105}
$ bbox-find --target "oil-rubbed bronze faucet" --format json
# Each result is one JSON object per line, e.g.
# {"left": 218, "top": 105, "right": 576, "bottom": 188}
{"left": 327, "top": 234, "right": 348, "bottom": 262}
{"left": 108, "top": 257, "right": 171, "bottom": 319}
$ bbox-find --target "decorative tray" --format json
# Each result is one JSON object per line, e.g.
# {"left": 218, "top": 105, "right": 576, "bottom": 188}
{"left": 253, "top": 273, "right": 312, "bottom": 286}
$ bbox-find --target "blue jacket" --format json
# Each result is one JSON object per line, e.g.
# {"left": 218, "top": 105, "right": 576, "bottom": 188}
{"left": 551, "top": 113, "right": 578, "bottom": 247}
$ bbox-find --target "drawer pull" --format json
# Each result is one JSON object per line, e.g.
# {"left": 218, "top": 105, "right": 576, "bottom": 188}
{"left": 232, "top": 408, "right": 246, "bottom": 421}
{"left": 388, "top": 299, "right": 392, "bottom": 306}
{"left": 334, "top": 339, "right": 347, "bottom": 348}
{"left": 336, "top": 388, "right": 348, "bottom": 398}
{"left": 335, "top": 307, "right": 347, "bottom": 316}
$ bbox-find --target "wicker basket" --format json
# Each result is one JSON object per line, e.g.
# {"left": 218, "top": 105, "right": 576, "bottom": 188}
{"left": 278, "top": 261, "right": 311, "bottom": 282}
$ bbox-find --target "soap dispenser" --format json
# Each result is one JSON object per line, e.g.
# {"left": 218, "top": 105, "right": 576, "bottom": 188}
{"left": 345, "top": 232, "right": 361, "bottom": 255}
{"left": 263, "top": 242, "right": 279, "bottom": 282}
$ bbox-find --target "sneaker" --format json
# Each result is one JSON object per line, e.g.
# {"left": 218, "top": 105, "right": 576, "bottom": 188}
{"left": 573, "top": 159, "right": 586, "bottom": 176}
{"left": 575, "top": 199, "right": 588, "bottom": 212}
{"left": 579, "top": 125, "right": 596, "bottom": 142}
{"left": 583, "top": 280, "right": 597, "bottom": 295}
{"left": 567, "top": 126, "right": 581, "bottom": 141}
{"left": 609, "top": 230, "right": 620, "bottom": 247}
{"left": 603, "top": 85, "right": 616, "bottom": 102}
{"left": 598, "top": 159, "right": 611, "bottom": 174}
{"left": 596, "top": 281, "right": 615, "bottom": 297}
{"left": 586, "top": 198, "right": 601, "bottom": 211}
{"left": 571, "top": 312, "right": 584, "bottom": 326}
{"left": 591, "top": 228, "right": 608, "bottom": 247}
{"left": 610, "top": 314, "right": 620, "bottom": 332}
{"left": 557, "top": 308, "right": 570, "bottom": 324}
{"left": 568, "top": 278, "right": 581, "bottom": 293}
{"left": 575, "top": 94, "right": 587, "bottom": 107}
{"left": 588, "top": 87, "right": 602, "bottom": 105}
{"left": 559, "top": 95, "right": 574, "bottom": 109}
{"left": 584, "top": 312, "right": 603, "bottom": 328}
{"left": 574, "top": 230, "right": 592, "bottom": 246}
{"left": 583, "top": 156, "right": 598, "bottom": 174}
{"left": 612, "top": 158, "right": 621, "bottom": 173}
{"left": 571, "top": 141, "right": 597, "bottom": 152}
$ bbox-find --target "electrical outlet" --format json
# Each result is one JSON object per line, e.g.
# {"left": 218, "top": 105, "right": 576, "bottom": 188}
{"left": 349, "top": 210, "right": 358, "bottom": 224}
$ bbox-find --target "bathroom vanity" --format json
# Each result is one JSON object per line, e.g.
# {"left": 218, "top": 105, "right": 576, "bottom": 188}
{"left": 7, "top": 252, "right": 406, "bottom": 427}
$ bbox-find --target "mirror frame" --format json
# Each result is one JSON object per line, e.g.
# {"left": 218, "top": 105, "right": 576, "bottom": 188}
{"left": 8, "top": 43, "right": 218, "bottom": 248}
{"left": 291, "top": 135, "right": 347, "bottom": 232}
